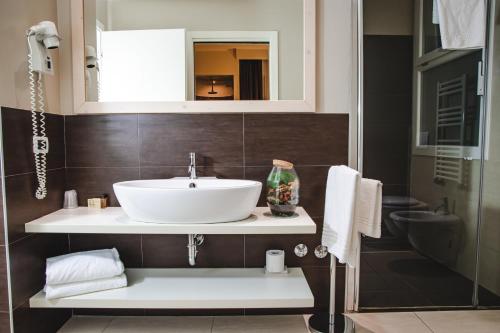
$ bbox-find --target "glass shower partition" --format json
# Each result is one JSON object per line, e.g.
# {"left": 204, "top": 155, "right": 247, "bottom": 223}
{"left": 477, "top": 0, "right": 500, "bottom": 308}
{"left": 359, "top": 0, "right": 500, "bottom": 310}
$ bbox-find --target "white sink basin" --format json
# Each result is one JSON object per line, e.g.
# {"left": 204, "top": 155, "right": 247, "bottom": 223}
{"left": 113, "top": 178, "right": 262, "bottom": 224}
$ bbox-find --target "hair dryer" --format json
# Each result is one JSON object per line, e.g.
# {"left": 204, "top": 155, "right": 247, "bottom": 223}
{"left": 85, "top": 45, "right": 97, "bottom": 68}
{"left": 27, "top": 21, "right": 61, "bottom": 74}
{"left": 26, "top": 21, "right": 60, "bottom": 200}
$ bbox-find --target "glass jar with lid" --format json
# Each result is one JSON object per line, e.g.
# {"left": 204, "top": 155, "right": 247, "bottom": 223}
{"left": 266, "top": 159, "right": 300, "bottom": 217}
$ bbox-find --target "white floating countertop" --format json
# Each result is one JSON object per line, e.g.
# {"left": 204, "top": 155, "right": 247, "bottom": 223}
{"left": 30, "top": 268, "right": 314, "bottom": 309}
{"left": 25, "top": 207, "right": 315, "bottom": 235}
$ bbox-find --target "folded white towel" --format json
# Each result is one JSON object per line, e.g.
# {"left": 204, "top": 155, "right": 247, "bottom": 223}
{"left": 437, "top": 0, "right": 485, "bottom": 49}
{"left": 44, "top": 273, "right": 127, "bottom": 299}
{"left": 46, "top": 248, "right": 124, "bottom": 285}
{"left": 355, "top": 178, "right": 383, "bottom": 239}
{"left": 321, "top": 165, "right": 360, "bottom": 267}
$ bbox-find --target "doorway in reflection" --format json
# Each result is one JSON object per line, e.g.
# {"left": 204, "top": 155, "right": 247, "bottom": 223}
{"left": 194, "top": 43, "right": 270, "bottom": 100}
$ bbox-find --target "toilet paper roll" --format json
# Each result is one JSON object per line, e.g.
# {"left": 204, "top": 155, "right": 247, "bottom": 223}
{"left": 265, "top": 249, "right": 285, "bottom": 273}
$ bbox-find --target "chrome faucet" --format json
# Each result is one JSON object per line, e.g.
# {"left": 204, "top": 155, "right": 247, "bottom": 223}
{"left": 188, "top": 152, "right": 197, "bottom": 180}
{"left": 434, "top": 197, "right": 450, "bottom": 215}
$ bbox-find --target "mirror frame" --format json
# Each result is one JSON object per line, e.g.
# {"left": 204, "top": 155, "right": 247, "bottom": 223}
{"left": 70, "top": 0, "right": 316, "bottom": 114}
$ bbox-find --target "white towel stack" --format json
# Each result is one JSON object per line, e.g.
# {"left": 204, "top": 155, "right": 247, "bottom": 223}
{"left": 44, "top": 248, "right": 127, "bottom": 299}
{"left": 322, "top": 166, "right": 383, "bottom": 268}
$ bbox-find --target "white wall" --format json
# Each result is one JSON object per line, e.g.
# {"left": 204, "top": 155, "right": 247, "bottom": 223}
{"left": 0, "top": 0, "right": 61, "bottom": 114}
{"left": 317, "top": 0, "right": 356, "bottom": 115}
{"left": 364, "top": 0, "right": 414, "bottom": 36}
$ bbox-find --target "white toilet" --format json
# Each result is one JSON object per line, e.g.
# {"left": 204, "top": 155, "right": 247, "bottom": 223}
{"left": 382, "top": 196, "right": 428, "bottom": 238}
{"left": 389, "top": 210, "right": 462, "bottom": 266}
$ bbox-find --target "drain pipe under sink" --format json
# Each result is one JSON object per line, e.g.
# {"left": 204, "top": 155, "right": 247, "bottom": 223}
{"left": 187, "top": 234, "right": 204, "bottom": 266}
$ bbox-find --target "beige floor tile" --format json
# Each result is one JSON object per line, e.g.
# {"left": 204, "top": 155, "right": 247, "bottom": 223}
{"left": 212, "top": 315, "right": 309, "bottom": 333}
{"left": 58, "top": 316, "right": 113, "bottom": 333}
{"left": 103, "top": 316, "right": 213, "bottom": 333}
{"left": 415, "top": 310, "right": 500, "bottom": 333}
{"left": 346, "top": 312, "right": 432, "bottom": 333}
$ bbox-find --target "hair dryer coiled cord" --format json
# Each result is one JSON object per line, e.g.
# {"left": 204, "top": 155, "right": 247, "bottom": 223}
{"left": 27, "top": 35, "right": 48, "bottom": 200}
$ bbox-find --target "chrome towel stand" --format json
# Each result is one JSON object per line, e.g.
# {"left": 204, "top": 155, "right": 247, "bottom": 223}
{"left": 308, "top": 253, "right": 355, "bottom": 333}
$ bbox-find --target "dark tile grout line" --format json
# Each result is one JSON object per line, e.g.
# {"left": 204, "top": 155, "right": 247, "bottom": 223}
{"left": 137, "top": 114, "right": 141, "bottom": 180}
{"left": 245, "top": 165, "right": 335, "bottom": 168}
{"left": 414, "top": 312, "right": 435, "bottom": 333}
{"left": 241, "top": 112, "right": 246, "bottom": 276}
{"left": 101, "top": 316, "right": 114, "bottom": 333}
{"left": 64, "top": 115, "right": 72, "bottom": 303}
{"left": 140, "top": 235, "right": 144, "bottom": 268}
{"left": 65, "top": 166, "right": 142, "bottom": 169}
{"left": 8, "top": 233, "right": 35, "bottom": 246}
{"left": 242, "top": 113, "right": 245, "bottom": 178}
{"left": 63, "top": 164, "right": 334, "bottom": 169}
{"left": 210, "top": 316, "right": 215, "bottom": 332}
{"left": 64, "top": 114, "right": 67, "bottom": 169}
{"left": 4, "top": 167, "right": 66, "bottom": 178}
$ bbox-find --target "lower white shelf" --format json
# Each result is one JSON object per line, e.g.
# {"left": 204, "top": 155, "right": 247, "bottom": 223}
{"left": 30, "top": 268, "right": 314, "bottom": 309}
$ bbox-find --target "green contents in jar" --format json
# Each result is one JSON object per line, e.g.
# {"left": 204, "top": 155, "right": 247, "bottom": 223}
{"left": 266, "top": 160, "right": 300, "bottom": 217}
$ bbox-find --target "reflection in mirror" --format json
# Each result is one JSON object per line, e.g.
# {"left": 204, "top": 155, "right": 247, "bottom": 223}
{"left": 422, "top": 0, "right": 441, "bottom": 54}
{"left": 194, "top": 43, "right": 270, "bottom": 100}
{"left": 419, "top": 51, "right": 482, "bottom": 148}
{"left": 83, "top": 0, "right": 303, "bottom": 103}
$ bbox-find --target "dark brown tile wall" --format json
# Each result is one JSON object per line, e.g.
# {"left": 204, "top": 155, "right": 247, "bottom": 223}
{"left": 360, "top": 35, "right": 414, "bottom": 309}
{"left": 65, "top": 113, "right": 349, "bottom": 315}
{"left": 0, "top": 148, "right": 9, "bottom": 332}
{"left": 138, "top": 114, "right": 243, "bottom": 167}
{"left": 5, "top": 169, "right": 66, "bottom": 243}
{"left": 244, "top": 114, "right": 348, "bottom": 166}
{"left": 363, "top": 36, "right": 413, "bottom": 196}
{"left": 0, "top": 107, "right": 70, "bottom": 333}
{"left": 0, "top": 226, "right": 9, "bottom": 333}
{"left": 66, "top": 114, "right": 140, "bottom": 168}
{"left": 0, "top": 109, "right": 350, "bottom": 332}
{"left": 2, "top": 108, "right": 65, "bottom": 176}
{"left": 142, "top": 234, "right": 245, "bottom": 268}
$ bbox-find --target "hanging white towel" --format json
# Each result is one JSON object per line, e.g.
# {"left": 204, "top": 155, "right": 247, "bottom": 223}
{"left": 355, "top": 178, "right": 383, "bottom": 239}
{"left": 321, "top": 165, "right": 360, "bottom": 267}
{"left": 46, "top": 248, "right": 125, "bottom": 285}
{"left": 436, "top": 0, "right": 486, "bottom": 49}
{"left": 44, "top": 273, "right": 127, "bottom": 299}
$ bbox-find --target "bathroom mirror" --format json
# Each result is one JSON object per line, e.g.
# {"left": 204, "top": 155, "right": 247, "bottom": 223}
{"left": 72, "top": 0, "right": 316, "bottom": 113}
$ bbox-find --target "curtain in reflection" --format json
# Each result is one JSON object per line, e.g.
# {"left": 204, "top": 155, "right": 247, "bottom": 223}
{"left": 239, "top": 60, "right": 263, "bottom": 100}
